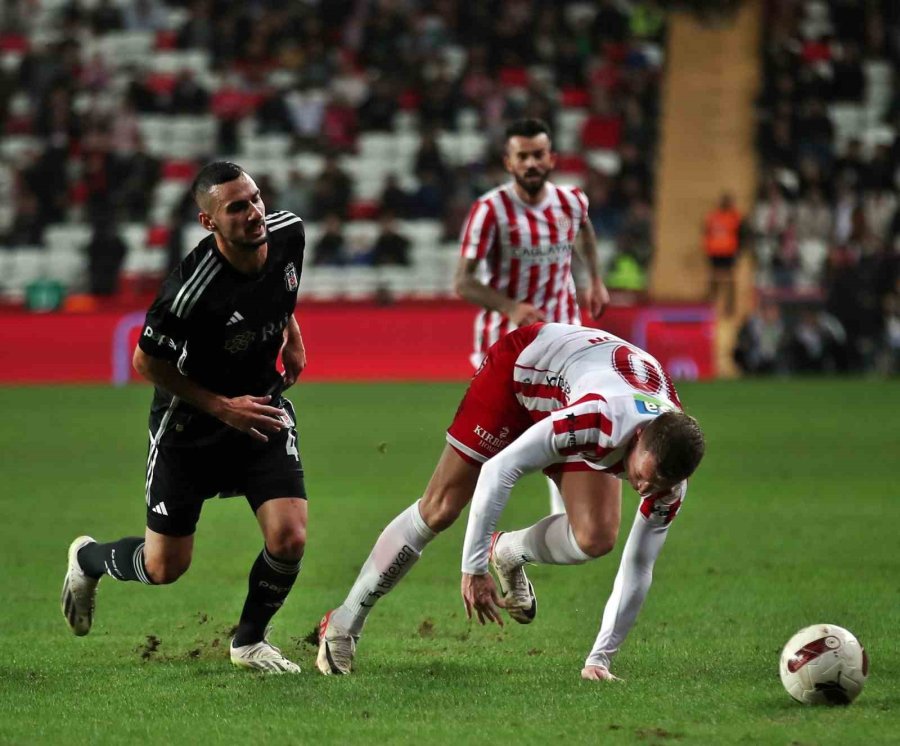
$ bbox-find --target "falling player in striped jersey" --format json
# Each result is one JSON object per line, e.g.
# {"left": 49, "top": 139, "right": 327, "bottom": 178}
{"left": 318, "top": 323, "right": 704, "bottom": 680}
{"left": 60, "top": 162, "right": 310, "bottom": 673}
{"left": 455, "top": 118, "right": 611, "bottom": 515}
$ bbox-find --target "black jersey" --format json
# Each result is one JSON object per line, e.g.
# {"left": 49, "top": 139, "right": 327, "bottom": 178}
{"left": 138, "top": 210, "right": 304, "bottom": 443}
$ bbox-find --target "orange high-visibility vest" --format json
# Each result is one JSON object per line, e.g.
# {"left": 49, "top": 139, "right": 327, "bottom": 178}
{"left": 704, "top": 208, "right": 741, "bottom": 258}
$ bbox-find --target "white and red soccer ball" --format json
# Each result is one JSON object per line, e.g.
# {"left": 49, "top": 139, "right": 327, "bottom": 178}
{"left": 779, "top": 624, "right": 868, "bottom": 705}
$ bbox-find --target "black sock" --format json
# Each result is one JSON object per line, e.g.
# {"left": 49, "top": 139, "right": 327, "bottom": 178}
{"left": 233, "top": 547, "right": 301, "bottom": 647}
{"left": 78, "top": 537, "right": 155, "bottom": 584}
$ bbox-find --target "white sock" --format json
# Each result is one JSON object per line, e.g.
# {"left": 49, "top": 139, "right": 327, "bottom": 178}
{"left": 547, "top": 477, "right": 566, "bottom": 514}
{"left": 500, "top": 514, "right": 591, "bottom": 566}
{"left": 331, "top": 500, "right": 437, "bottom": 635}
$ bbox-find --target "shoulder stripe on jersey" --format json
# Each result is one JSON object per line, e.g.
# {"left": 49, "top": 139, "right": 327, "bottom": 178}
{"left": 266, "top": 211, "right": 288, "bottom": 220}
{"left": 266, "top": 211, "right": 299, "bottom": 227}
{"left": 181, "top": 262, "right": 221, "bottom": 319}
{"left": 268, "top": 216, "right": 302, "bottom": 232}
{"left": 171, "top": 250, "right": 215, "bottom": 318}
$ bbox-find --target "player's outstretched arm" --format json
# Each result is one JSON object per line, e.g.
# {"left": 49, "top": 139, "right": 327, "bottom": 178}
{"left": 583, "top": 492, "right": 682, "bottom": 679}
{"left": 461, "top": 417, "right": 560, "bottom": 577}
{"left": 133, "top": 347, "right": 286, "bottom": 442}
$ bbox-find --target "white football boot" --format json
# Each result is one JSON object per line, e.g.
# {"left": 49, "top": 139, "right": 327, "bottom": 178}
{"left": 230, "top": 629, "right": 301, "bottom": 674}
{"left": 316, "top": 610, "right": 358, "bottom": 675}
{"left": 490, "top": 532, "right": 537, "bottom": 624}
{"left": 61, "top": 535, "right": 100, "bottom": 636}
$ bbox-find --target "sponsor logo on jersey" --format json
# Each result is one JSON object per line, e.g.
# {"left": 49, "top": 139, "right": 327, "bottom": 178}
{"left": 565, "top": 412, "right": 578, "bottom": 449}
{"left": 513, "top": 242, "right": 572, "bottom": 260}
{"left": 633, "top": 394, "right": 673, "bottom": 416}
{"left": 142, "top": 325, "right": 178, "bottom": 352}
{"left": 473, "top": 424, "right": 510, "bottom": 454}
{"left": 224, "top": 330, "right": 257, "bottom": 353}
{"left": 284, "top": 262, "right": 298, "bottom": 292}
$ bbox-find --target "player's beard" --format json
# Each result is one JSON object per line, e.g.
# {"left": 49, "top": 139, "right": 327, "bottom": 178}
{"left": 515, "top": 168, "right": 548, "bottom": 196}
{"left": 239, "top": 223, "right": 268, "bottom": 250}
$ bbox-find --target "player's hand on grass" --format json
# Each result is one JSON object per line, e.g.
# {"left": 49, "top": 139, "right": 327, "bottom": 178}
{"left": 461, "top": 573, "right": 506, "bottom": 626}
{"left": 281, "top": 338, "right": 306, "bottom": 388}
{"left": 509, "top": 302, "right": 546, "bottom": 327}
{"left": 581, "top": 665, "right": 621, "bottom": 682}
{"left": 218, "top": 394, "right": 286, "bottom": 442}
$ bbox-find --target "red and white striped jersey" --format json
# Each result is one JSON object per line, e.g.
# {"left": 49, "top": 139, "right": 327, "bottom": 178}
{"left": 461, "top": 323, "right": 687, "bottom": 577}
{"left": 512, "top": 323, "right": 683, "bottom": 473}
{"left": 459, "top": 181, "right": 589, "bottom": 367}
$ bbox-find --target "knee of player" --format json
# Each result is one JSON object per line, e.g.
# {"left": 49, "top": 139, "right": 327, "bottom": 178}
{"left": 145, "top": 557, "right": 191, "bottom": 585}
{"left": 266, "top": 526, "right": 306, "bottom": 561}
{"left": 573, "top": 527, "right": 617, "bottom": 559}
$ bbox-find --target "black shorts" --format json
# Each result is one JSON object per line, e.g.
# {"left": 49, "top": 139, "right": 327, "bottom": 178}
{"left": 145, "top": 400, "right": 306, "bottom": 537}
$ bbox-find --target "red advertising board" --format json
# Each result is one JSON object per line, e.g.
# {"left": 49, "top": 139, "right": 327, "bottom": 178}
{"left": 0, "top": 301, "right": 714, "bottom": 384}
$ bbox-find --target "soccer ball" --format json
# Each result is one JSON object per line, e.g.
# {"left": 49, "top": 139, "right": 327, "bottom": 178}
{"left": 779, "top": 624, "right": 869, "bottom": 705}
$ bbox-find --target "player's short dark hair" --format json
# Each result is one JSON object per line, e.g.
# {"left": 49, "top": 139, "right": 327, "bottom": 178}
{"left": 504, "top": 118, "right": 553, "bottom": 144}
{"left": 191, "top": 161, "right": 245, "bottom": 207}
{"left": 642, "top": 411, "right": 706, "bottom": 483}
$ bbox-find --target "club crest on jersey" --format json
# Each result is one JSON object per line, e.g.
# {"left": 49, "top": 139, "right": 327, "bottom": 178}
{"left": 284, "top": 262, "right": 298, "bottom": 292}
{"left": 557, "top": 215, "right": 571, "bottom": 234}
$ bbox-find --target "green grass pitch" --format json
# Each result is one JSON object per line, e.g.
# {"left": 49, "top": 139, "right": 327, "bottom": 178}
{"left": 0, "top": 380, "right": 897, "bottom": 744}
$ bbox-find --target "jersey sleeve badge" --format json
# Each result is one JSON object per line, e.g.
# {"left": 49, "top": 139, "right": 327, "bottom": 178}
{"left": 284, "top": 262, "right": 299, "bottom": 292}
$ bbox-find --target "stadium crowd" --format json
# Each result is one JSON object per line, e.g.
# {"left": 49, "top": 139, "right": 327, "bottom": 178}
{"left": 741, "top": 0, "right": 900, "bottom": 374}
{"left": 0, "top": 0, "right": 665, "bottom": 292}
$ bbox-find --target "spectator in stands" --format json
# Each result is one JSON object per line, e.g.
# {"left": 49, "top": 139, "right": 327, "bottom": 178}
{"left": 703, "top": 192, "right": 743, "bottom": 315}
{"left": 378, "top": 173, "right": 410, "bottom": 219}
{"left": 617, "top": 198, "right": 654, "bottom": 269}
{"left": 771, "top": 218, "right": 801, "bottom": 289}
{"left": 786, "top": 307, "right": 848, "bottom": 373}
{"left": 320, "top": 92, "right": 359, "bottom": 152}
{"left": 84, "top": 217, "right": 127, "bottom": 296}
{"left": 114, "top": 136, "right": 160, "bottom": 222}
{"left": 357, "top": 77, "right": 398, "bottom": 132}
{"left": 733, "top": 300, "right": 787, "bottom": 375}
{"left": 121, "top": 0, "right": 166, "bottom": 32}
{"left": 90, "top": 0, "right": 123, "bottom": 33}
{"left": 281, "top": 168, "right": 313, "bottom": 219}
{"left": 169, "top": 70, "right": 210, "bottom": 114}
{"left": 830, "top": 41, "right": 865, "bottom": 102}
{"left": 580, "top": 89, "right": 622, "bottom": 151}
{"left": 585, "top": 170, "right": 623, "bottom": 241}
{"left": 176, "top": 0, "right": 215, "bottom": 51}
{"left": 126, "top": 68, "right": 163, "bottom": 113}
{"left": 795, "top": 186, "right": 833, "bottom": 244}
{"left": 370, "top": 211, "right": 411, "bottom": 267}
{"left": 414, "top": 130, "right": 450, "bottom": 184}
{"left": 863, "top": 185, "right": 898, "bottom": 245}
{"left": 833, "top": 137, "right": 868, "bottom": 191}
{"left": 408, "top": 169, "right": 446, "bottom": 220}
{"left": 311, "top": 153, "right": 352, "bottom": 220}
{"left": 312, "top": 213, "right": 348, "bottom": 267}
{"left": 418, "top": 70, "right": 460, "bottom": 131}
{"left": 285, "top": 84, "right": 326, "bottom": 151}
{"left": 4, "top": 175, "right": 44, "bottom": 247}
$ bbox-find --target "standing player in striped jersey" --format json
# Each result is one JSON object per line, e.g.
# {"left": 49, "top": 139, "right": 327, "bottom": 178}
{"left": 60, "top": 162, "right": 311, "bottom": 674}
{"left": 317, "top": 322, "right": 704, "bottom": 680}
{"left": 456, "top": 118, "right": 611, "bottom": 514}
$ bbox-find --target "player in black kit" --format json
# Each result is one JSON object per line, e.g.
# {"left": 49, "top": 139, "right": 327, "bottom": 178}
{"left": 61, "top": 162, "right": 310, "bottom": 673}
